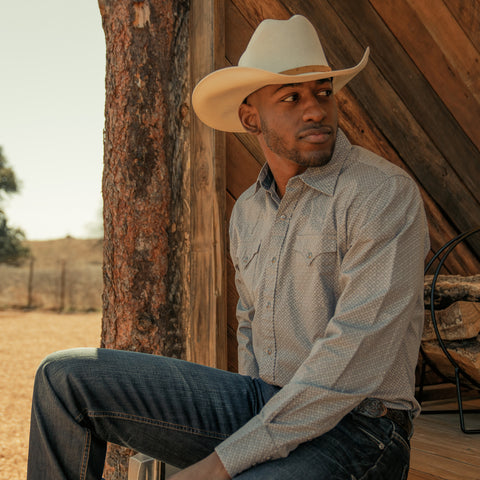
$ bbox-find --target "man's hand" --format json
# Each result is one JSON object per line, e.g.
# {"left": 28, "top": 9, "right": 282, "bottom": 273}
{"left": 169, "top": 452, "right": 231, "bottom": 480}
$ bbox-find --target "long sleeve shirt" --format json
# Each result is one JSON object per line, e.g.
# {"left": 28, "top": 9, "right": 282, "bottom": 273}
{"left": 215, "top": 129, "right": 430, "bottom": 476}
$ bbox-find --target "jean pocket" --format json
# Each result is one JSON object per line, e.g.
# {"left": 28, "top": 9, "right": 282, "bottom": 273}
{"left": 350, "top": 412, "right": 392, "bottom": 451}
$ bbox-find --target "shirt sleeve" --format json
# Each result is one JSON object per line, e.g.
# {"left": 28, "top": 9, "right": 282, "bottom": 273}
{"left": 229, "top": 211, "right": 259, "bottom": 378}
{"left": 216, "top": 175, "right": 429, "bottom": 476}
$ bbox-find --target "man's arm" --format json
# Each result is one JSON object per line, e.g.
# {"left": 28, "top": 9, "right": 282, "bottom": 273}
{"left": 229, "top": 215, "right": 259, "bottom": 378}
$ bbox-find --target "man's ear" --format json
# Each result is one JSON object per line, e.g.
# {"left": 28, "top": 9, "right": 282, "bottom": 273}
{"left": 238, "top": 103, "right": 261, "bottom": 135}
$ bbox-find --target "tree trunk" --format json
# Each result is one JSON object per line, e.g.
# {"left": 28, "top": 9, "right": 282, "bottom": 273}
{"left": 99, "top": 1, "right": 191, "bottom": 478}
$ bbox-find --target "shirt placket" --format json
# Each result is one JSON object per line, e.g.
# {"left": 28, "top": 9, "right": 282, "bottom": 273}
{"left": 260, "top": 182, "right": 301, "bottom": 383}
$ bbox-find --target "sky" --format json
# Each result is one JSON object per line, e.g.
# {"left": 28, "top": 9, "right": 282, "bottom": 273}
{"left": 0, "top": 1, "right": 106, "bottom": 240}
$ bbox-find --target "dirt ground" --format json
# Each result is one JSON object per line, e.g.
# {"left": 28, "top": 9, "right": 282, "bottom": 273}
{"left": 0, "top": 310, "right": 102, "bottom": 480}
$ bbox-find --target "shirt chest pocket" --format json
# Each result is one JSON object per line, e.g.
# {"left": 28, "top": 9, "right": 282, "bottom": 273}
{"left": 293, "top": 235, "right": 337, "bottom": 270}
{"left": 236, "top": 240, "right": 262, "bottom": 289}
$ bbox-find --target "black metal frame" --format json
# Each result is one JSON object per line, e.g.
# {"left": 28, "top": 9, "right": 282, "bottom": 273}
{"left": 418, "top": 227, "right": 480, "bottom": 433}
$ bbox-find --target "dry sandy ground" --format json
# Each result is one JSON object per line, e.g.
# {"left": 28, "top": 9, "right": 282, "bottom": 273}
{"left": 0, "top": 310, "right": 101, "bottom": 480}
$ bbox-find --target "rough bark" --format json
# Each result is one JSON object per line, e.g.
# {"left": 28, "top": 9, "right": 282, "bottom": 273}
{"left": 99, "top": 1, "right": 190, "bottom": 478}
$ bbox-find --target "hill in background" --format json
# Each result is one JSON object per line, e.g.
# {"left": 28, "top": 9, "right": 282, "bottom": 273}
{"left": 0, "top": 237, "right": 103, "bottom": 311}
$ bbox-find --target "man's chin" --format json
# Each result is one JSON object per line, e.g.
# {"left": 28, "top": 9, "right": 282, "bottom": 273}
{"left": 296, "top": 150, "right": 334, "bottom": 168}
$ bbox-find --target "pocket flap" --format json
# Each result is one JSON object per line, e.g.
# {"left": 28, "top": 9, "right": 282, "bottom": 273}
{"left": 237, "top": 241, "right": 261, "bottom": 269}
{"left": 294, "top": 235, "right": 336, "bottom": 265}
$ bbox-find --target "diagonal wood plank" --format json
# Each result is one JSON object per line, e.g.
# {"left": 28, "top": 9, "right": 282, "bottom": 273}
{"left": 443, "top": 0, "right": 480, "bottom": 53}
{"left": 407, "top": 0, "right": 480, "bottom": 99}
{"left": 369, "top": 0, "right": 480, "bottom": 153}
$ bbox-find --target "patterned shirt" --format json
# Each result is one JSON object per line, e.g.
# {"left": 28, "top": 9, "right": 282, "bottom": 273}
{"left": 215, "top": 129, "right": 430, "bottom": 476}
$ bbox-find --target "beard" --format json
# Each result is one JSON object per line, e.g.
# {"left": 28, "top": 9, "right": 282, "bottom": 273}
{"left": 260, "top": 119, "right": 336, "bottom": 168}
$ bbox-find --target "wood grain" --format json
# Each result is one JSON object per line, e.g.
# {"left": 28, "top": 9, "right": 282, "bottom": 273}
{"left": 370, "top": 0, "right": 480, "bottom": 153}
{"left": 189, "top": 0, "right": 227, "bottom": 369}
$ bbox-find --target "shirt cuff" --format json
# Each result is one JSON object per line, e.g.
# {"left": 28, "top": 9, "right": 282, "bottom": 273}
{"left": 214, "top": 415, "right": 279, "bottom": 477}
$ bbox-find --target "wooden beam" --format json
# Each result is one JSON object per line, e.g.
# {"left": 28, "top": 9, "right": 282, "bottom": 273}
{"left": 189, "top": 0, "right": 227, "bottom": 369}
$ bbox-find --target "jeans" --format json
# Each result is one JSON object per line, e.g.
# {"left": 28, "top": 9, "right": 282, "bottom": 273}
{"left": 27, "top": 348, "right": 411, "bottom": 479}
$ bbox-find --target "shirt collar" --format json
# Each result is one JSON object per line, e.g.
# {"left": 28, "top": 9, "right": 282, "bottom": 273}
{"left": 248, "top": 128, "right": 352, "bottom": 199}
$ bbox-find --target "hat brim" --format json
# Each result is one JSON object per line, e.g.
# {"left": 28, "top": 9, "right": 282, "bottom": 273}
{"left": 192, "top": 47, "right": 369, "bottom": 132}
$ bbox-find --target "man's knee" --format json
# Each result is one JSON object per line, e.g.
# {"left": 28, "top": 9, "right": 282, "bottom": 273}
{"left": 34, "top": 348, "right": 99, "bottom": 393}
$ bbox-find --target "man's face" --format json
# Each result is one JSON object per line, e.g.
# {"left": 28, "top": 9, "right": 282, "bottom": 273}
{"left": 240, "top": 79, "right": 338, "bottom": 172}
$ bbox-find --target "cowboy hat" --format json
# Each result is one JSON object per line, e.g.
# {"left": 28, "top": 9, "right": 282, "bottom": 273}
{"left": 192, "top": 15, "right": 369, "bottom": 132}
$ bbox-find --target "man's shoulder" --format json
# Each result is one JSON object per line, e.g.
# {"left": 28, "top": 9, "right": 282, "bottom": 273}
{"left": 230, "top": 182, "right": 259, "bottom": 226}
{"left": 334, "top": 143, "right": 420, "bottom": 206}
{"left": 349, "top": 145, "right": 410, "bottom": 180}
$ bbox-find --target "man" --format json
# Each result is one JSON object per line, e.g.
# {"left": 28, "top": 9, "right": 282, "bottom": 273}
{"left": 27, "top": 15, "right": 429, "bottom": 480}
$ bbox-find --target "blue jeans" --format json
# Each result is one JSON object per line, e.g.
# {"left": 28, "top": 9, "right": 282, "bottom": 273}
{"left": 27, "top": 348, "right": 410, "bottom": 479}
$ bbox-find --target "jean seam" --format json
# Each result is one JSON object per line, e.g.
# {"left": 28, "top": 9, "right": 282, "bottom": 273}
{"left": 355, "top": 425, "right": 385, "bottom": 449}
{"left": 79, "top": 429, "right": 91, "bottom": 480}
{"left": 392, "top": 428, "right": 410, "bottom": 452}
{"left": 86, "top": 410, "right": 230, "bottom": 440}
{"left": 357, "top": 437, "right": 392, "bottom": 480}
{"left": 357, "top": 425, "right": 410, "bottom": 480}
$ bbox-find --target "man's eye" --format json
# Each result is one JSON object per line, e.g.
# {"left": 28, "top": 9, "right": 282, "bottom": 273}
{"left": 317, "top": 89, "right": 333, "bottom": 97}
{"left": 282, "top": 94, "right": 298, "bottom": 102}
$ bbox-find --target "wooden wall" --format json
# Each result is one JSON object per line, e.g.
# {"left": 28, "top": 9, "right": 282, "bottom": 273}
{"left": 216, "top": 0, "right": 480, "bottom": 372}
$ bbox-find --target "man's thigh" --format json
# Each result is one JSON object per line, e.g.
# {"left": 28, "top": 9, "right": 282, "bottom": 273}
{"left": 234, "top": 412, "right": 410, "bottom": 480}
{"left": 43, "top": 348, "right": 275, "bottom": 467}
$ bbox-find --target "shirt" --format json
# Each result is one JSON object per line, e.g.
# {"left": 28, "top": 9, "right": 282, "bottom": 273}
{"left": 215, "top": 129, "right": 430, "bottom": 476}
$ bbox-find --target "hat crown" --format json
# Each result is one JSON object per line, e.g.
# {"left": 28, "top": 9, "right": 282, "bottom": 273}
{"left": 238, "top": 15, "right": 329, "bottom": 73}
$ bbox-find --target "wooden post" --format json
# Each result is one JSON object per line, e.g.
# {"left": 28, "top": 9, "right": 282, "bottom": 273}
{"left": 27, "top": 256, "right": 34, "bottom": 309}
{"left": 188, "top": 0, "right": 227, "bottom": 369}
{"left": 59, "top": 259, "right": 66, "bottom": 313}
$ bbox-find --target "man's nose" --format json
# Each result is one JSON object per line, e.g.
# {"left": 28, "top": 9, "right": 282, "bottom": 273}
{"left": 302, "top": 96, "right": 327, "bottom": 122}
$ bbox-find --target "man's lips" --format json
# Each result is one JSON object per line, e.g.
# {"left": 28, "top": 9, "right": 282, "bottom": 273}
{"left": 298, "top": 126, "right": 333, "bottom": 144}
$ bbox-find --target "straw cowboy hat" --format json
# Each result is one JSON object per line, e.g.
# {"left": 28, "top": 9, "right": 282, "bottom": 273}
{"left": 192, "top": 15, "right": 369, "bottom": 133}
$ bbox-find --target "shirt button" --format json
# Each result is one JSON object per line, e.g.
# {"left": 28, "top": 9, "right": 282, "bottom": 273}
{"left": 271, "top": 256, "right": 277, "bottom": 264}
{"left": 242, "top": 256, "right": 249, "bottom": 264}
{"left": 280, "top": 214, "right": 287, "bottom": 220}
{"left": 266, "top": 347, "right": 273, "bottom": 355}
{"left": 307, "top": 252, "right": 313, "bottom": 259}
{"left": 266, "top": 301, "right": 272, "bottom": 309}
